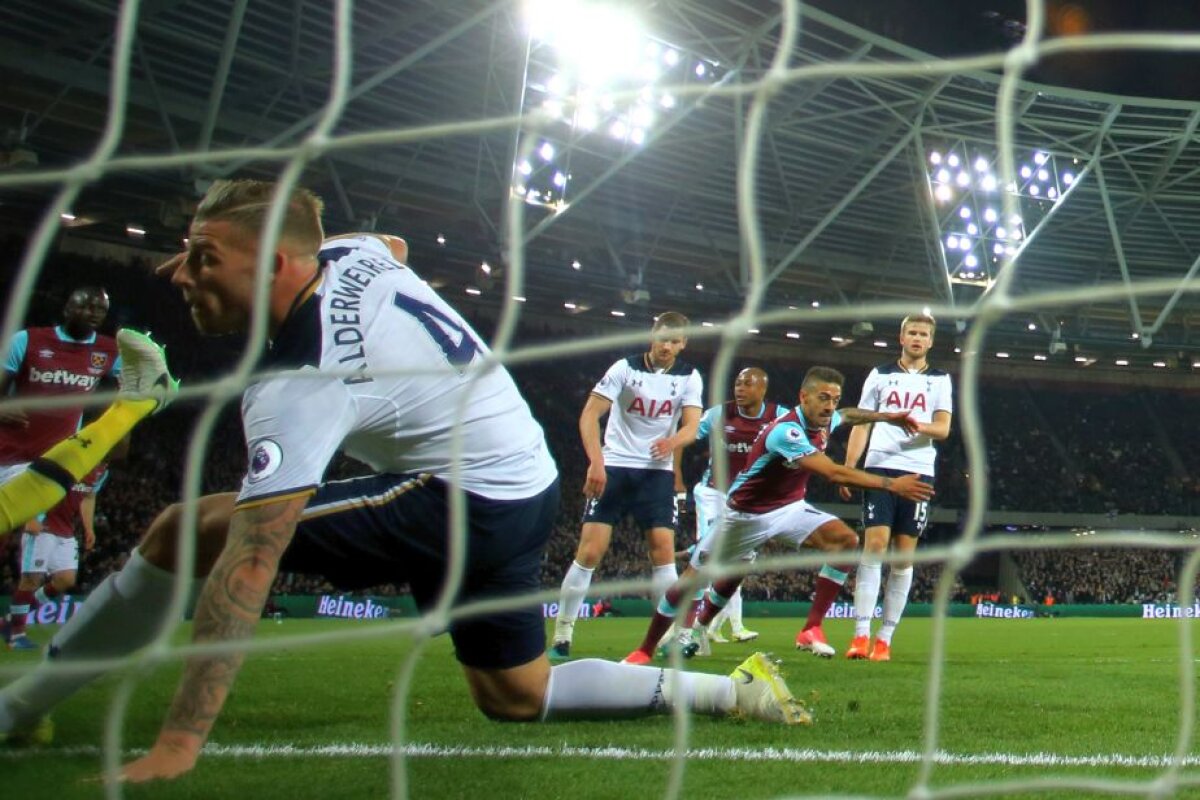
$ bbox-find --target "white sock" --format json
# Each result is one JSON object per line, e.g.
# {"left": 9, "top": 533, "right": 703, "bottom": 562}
{"left": 726, "top": 587, "right": 745, "bottom": 632}
{"left": 854, "top": 553, "right": 883, "bottom": 638}
{"left": 540, "top": 659, "right": 735, "bottom": 720}
{"left": 553, "top": 561, "right": 594, "bottom": 643}
{"left": 878, "top": 567, "right": 914, "bottom": 644}
{"left": 0, "top": 550, "right": 177, "bottom": 731}
{"left": 33, "top": 586, "right": 53, "bottom": 606}
{"left": 707, "top": 604, "right": 729, "bottom": 635}
{"left": 650, "top": 563, "right": 677, "bottom": 600}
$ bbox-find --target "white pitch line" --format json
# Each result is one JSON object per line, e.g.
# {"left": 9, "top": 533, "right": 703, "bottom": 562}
{"left": 4, "top": 743, "right": 1200, "bottom": 769}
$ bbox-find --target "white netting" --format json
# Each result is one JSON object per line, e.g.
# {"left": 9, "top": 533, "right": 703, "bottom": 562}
{"left": 2, "top": 1, "right": 1200, "bottom": 797}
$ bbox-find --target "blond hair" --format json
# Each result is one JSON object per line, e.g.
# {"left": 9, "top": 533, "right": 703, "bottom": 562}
{"left": 900, "top": 313, "right": 936, "bottom": 335}
{"left": 195, "top": 179, "right": 325, "bottom": 254}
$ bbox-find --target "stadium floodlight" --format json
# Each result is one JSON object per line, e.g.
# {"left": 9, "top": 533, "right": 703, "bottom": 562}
{"left": 512, "top": 295, "right": 527, "bottom": 303}
{"left": 966, "top": 223, "right": 978, "bottom": 235}
{"left": 947, "top": 153, "right": 960, "bottom": 168}
{"left": 610, "top": 309, "right": 625, "bottom": 317}
{"left": 436, "top": 233, "right": 446, "bottom": 245}
{"left": 934, "top": 185, "right": 953, "bottom": 203}
{"left": 996, "top": 352, "right": 1009, "bottom": 358}
{"left": 786, "top": 331, "right": 801, "bottom": 339}
{"left": 126, "top": 225, "right": 146, "bottom": 237}
{"left": 465, "top": 287, "right": 482, "bottom": 296}
{"left": 873, "top": 340, "right": 888, "bottom": 348}
{"left": 980, "top": 173, "right": 997, "bottom": 192}
{"left": 481, "top": 261, "right": 492, "bottom": 274}
{"left": 571, "top": 259, "right": 582, "bottom": 270}
{"left": 1020, "top": 165, "right": 1032, "bottom": 179}
{"left": 701, "top": 321, "right": 714, "bottom": 327}
{"left": 516, "top": 0, "right": 722, "bottom": 212}
{"left": 1034, "top": 151, "right": 1049, "bottom": 165}
{"left": 60, "top": 212, "right": 75, "bottom": 222}
{"left": 955, "top": 171, "right": 970, "bottom": 187}
{"left": 563, "top": 301, "right": 577, "bottom": 309}
{"left": 974, "top": 157, "right": 989, "bottom": 172}
{"left": 959, "top": 207, "right": 971, "bottom": 219}
{"left": 694, "top": 282, "right": 704, "bottom": 291}
{"left": 1033, "top": 354, "right": 1048, "bottom": 361}
{"left": 811, "top": 300, "right": 820, "bottom": 308}
{"left": 1037, "top": 169, "right": 1049, "bottom": 182}
{"left": 1116, "top": 359, "right": 1129, "bottom": 366}
{"left": 1153, "top": 361, "right": 1167, "bottom": 368}
{"left": 1062, "top": 171, "right": 1075, "bottom": 185}
{"left": 1027, "top": 322, "right": 1037, "bottom": 331}
{"left": 929, "top": 151, "right": 942, "bottom": 164}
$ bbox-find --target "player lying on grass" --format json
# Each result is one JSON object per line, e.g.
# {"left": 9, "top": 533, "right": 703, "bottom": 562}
{"left": 0, "top": 329, "right": 176, "bottom": 535}
{"left": 0, "top": 180, "right": 811, "bottom": 781}
{"left": 624, "top": 367, "right": 932, "bottom": 665}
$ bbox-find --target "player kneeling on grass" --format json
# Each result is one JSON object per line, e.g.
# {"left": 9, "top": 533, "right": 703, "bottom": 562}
{"left": 0, "top": 180, "right": 812, "bottom": 779}
{"left": 623, "top": 367, "right": 932, "bottom": 666}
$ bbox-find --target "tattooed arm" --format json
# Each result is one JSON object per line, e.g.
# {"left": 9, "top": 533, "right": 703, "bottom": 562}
{"left": 120, "top": 493, "right": 311, "bottom": 783}
{"left": 837, "top": 407, "right": 921, "bottom": 434}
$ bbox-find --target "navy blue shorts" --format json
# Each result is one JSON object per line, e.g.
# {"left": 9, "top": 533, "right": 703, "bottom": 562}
{"left": 281, "top": 473, "right": 560, "bottom": 670}
{"left": 582, "top": 466, "right": 675, "bottom": 530}
{"left": 861, "top": 467, "right": 933, "bottom": 538}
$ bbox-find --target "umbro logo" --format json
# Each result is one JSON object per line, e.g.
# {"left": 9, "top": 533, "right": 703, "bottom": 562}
{"left": 38, "top": 349, "right": 54, "bottom": 358}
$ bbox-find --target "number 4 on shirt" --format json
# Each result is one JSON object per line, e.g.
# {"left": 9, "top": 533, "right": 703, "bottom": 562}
{"left": 393, "top": 291, "right": 481, "bottom": 370}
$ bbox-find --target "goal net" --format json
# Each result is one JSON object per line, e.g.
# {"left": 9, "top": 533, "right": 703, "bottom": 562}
{"left": 2, "top": 0, "right": 1200, "bottom": 797}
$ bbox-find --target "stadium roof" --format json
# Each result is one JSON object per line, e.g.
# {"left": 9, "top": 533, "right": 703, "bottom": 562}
{"left": 4, "top": 1, "right": 1200, "bottom": 367}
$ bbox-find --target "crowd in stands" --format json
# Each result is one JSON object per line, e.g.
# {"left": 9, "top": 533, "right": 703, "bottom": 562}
{"left": 0, "top": 244, "right": 1193, "bottom": 607}
{"left": 1015, "top": 547, "right": 1180, "bottom": 604}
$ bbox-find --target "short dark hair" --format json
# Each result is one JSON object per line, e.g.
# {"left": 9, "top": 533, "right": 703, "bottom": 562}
{"left": 652, "top": 311, "right": 689, "bottom": 332}
{"left": 802, "top": 366, "right": 844, "bottom": 390}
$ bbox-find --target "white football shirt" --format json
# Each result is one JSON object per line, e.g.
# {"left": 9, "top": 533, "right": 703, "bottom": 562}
{"left": 590, "top": 354, "right": 703, "bottom": 471}
{"left": 857, "top": 361, "right": 953, "bottom": 474}
{"left": 236, "top": 235, "right": 558, "bottom": 506}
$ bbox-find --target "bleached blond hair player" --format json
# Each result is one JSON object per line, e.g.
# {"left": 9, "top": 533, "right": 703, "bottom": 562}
{"left": 0, "top": 180, "right": 809, "bottom": 772}
{"left": 839, "top": 313, "right": 953, "bottom": 661}
{"left": 549, "top": 311, "right": 703, "bottom": 660}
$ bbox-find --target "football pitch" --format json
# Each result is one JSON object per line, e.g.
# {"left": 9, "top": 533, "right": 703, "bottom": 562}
{"left": 3, "top": 615, "right": 1199, "bottom": 799}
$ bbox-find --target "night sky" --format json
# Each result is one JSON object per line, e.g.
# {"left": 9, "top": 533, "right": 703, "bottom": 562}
{"left": 809, "top": 1, "right": 1200, "bottom": 101}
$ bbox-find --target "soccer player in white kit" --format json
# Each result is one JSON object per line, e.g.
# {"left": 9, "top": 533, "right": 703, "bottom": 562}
{"left": 0, "top": 181, "right": 811, "bottom": 776}
{"left": 549, "top": 313, "right": 703, "bottom": 660}
{"left": 839, "top": 314, "right": 953, "bottom": 661}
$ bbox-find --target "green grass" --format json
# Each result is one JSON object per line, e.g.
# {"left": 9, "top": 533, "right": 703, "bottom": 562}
{"left": 4, "top": 616, "right": 1200, "bottom": 798}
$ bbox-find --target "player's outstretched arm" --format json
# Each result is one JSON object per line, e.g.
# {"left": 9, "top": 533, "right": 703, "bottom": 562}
{"left": 837, "top": 407, "right": 920, "bottom": 435}
{"left": 800, "top": 452, "right": 933, "bottom": 503}
{"left": 120, "top": 493, "right": 311, "bottom": 783}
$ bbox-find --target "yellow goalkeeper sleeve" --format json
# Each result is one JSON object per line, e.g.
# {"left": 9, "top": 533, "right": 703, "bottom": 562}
{"left": 0, "top": 397, "right": 156, "bottom": 534}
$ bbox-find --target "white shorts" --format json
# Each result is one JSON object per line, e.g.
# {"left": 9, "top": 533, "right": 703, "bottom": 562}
{"left": 692, "top": 499, "right": 838, "bottom": 569}
{"left": 20, "top": 532, "right": 79, "bottom": 575}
